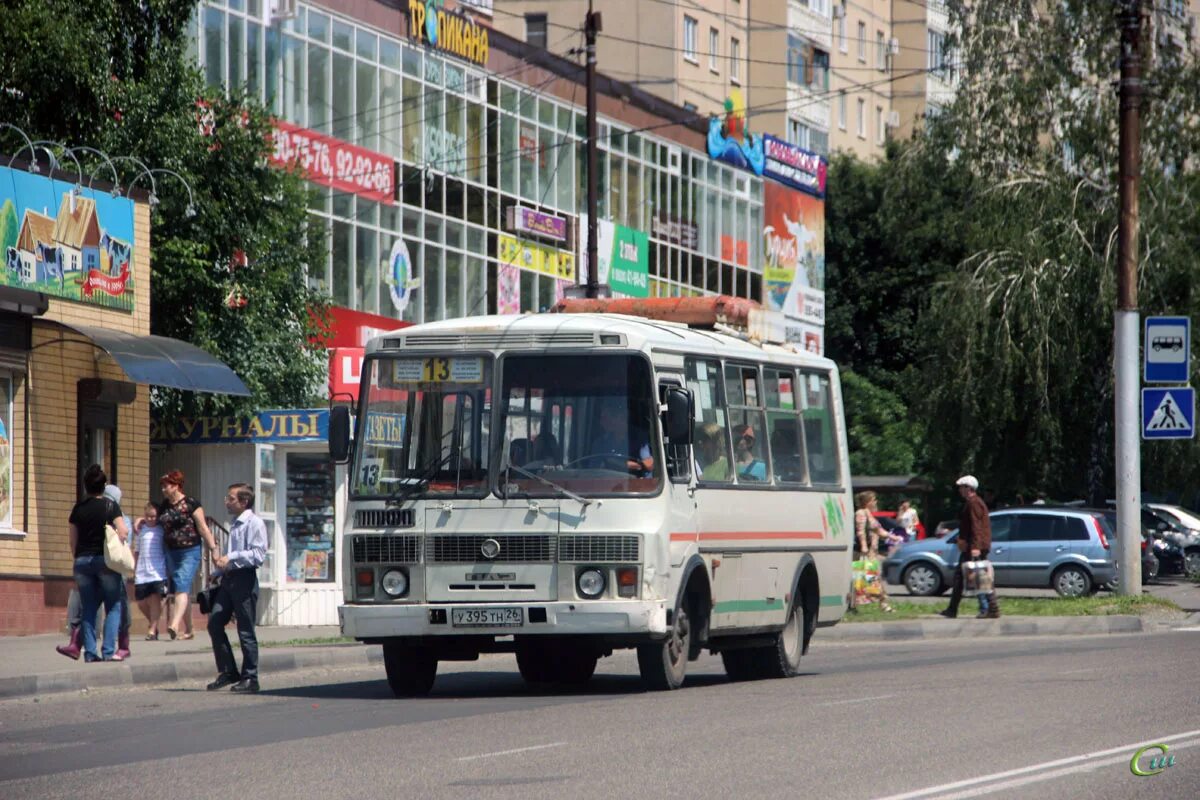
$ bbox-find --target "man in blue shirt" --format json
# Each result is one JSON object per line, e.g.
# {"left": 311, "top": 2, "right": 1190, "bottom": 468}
{"left": 206, "top": 483, "right": 267, "bottom": 693}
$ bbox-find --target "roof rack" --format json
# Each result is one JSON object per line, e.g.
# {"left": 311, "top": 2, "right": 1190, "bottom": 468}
{"left": 551, "top": 295, "right": 809, "bottom": 350}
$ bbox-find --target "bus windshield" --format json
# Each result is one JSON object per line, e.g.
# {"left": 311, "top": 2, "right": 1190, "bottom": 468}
{"left": 498, "top": 354, "right": 661, "bottom": 497}
{"left": 352, "top": 355, "right": 492, "bottom": 499}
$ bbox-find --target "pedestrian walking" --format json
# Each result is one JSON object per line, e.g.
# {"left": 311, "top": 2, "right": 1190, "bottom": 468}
{"left": 133, "top": 501, "right": 169, "bottom": 639}
{"left": 155, "top": 470, "right": 217, "bottom": 640}
{"left": 68, "top": 465, "right": 129, "bottom": 661}
{"left": 206, "top": 483, "right": 267, "bottom": 693}
{"left": 853, "top": 491, "right": 895, "bottom": 613}
{"left": 939, "top": 475, "right": 1000, "bottom": 619}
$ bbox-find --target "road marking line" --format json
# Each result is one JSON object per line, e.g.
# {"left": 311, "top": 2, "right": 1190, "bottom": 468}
{"left": 870, "top": 728, "right": 1200, "bottom": 800}
{"left": 455, "top": 742, "right": 567, "bottom": 762}
{"left": 925, "top": 738, "right": 1200, "bottom": 799}
{"left": 817, "top": 694, "right": 896, "bottom": 707}
{"left": 1171, "top": 626, "right": 1200, "bottom": 632}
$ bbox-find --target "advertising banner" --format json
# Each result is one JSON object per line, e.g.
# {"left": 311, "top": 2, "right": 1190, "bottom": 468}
{"left": 508, "top": 205, "right": 568, "bottom": 243}
{"left": 762, "top": 135, "right": 828, "bottom": 199}
{"left": 151, "top": 410, "right": 329, "bottom": 444}
{"left": 1, "top": 166, "right": 136, "bottom": 312}
{"left": 580, "top": 218, "right": 650, "bottom": 298}
{"left": 329, "top": 347, "right": 365, "bottom": 400}
{"left": 497, "top": 233, "right": 576, "bottom": 282}
{"left": 497, "top": 262, "right": 521, "bottom": 314}
{"left": 270, "top": 120, "right": 395, "bottom": 204}
{"left": 762, "top": 181, "right": 825, "bottom": 324}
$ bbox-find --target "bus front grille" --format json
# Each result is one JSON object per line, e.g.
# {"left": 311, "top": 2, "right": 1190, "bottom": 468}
{"left": 558, "top": 535, "right": 641, "bottom": 563}
{"left": 426, "top": 535, "right": 556, "bottom": 563}
{"left": 354, "top": 508, "right": 415, "bottom": 529}
{"left": 352, "top": 535, "right": 421, "bottom": 564}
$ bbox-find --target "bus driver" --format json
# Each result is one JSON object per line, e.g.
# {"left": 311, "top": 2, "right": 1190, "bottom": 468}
{"left": 590, "top": 400, "right": 654, "bottom": 476}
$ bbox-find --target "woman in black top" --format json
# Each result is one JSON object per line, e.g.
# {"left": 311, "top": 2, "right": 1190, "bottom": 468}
{"left": 69, "top": 464, "right": 129, "bottom": 661}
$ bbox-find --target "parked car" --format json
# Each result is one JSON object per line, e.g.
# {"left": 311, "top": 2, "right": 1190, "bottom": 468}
{"left": 882, "top": 507, "right": 1117, "bottom": 598}
{"left": 1146, "top": 504, "right": 1200, "bottom": 576}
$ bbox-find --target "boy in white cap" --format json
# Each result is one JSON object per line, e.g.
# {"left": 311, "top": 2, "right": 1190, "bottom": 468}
{"left": 939, "top": 475, "right": 1000, "bottom": 619}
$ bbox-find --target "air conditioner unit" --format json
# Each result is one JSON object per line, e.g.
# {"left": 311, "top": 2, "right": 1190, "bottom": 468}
{"left": 888, "top": 37, "right": 901, "bottom": 56}
{"left": 886, "top": 110, "right": 900, "bottom": 128}
{"left": 832, "top": 5, "right": 846, "bottom": 20}
{"left": 262, "top": 0, "right": 298, "bottom": 26}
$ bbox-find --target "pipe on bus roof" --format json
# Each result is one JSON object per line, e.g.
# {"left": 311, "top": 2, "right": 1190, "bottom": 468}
{"left": 550, "top": 295, "right": 761, "bottom": 328}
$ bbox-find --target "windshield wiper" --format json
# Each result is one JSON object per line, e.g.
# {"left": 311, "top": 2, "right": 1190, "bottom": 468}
{"left": 387, "top": 449, "right": 458, "bottom": 505}
{"left": 504, "top": 461, "right": 594, "bottom": 508}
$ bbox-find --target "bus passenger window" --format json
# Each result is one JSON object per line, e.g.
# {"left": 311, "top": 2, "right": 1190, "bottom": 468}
{"left": 765, "top": 368, "right": 807, "bottom": 485}
{"left": 726, "top": 364, "right": 768, "bottom": 483}
{"left": 800, "top": 370, "right": 841, "bottom": 485}
{"left": 685, "top": 358, "right": 732, "bottom": 483}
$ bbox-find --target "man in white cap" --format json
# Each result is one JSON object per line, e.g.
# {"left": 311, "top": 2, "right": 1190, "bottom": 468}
{"left": 939, "top": 475, "right": 1000, "bottom": 619}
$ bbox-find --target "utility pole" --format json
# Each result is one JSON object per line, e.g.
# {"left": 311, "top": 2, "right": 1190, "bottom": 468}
{"left": 584, "top": 0, "right": 602, "bottom": 298}
{"left": 1114, "top": 0, "right": 1143, "bottom": 596}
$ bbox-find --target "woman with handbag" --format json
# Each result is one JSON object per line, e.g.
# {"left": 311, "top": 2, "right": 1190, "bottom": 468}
{"left": 69, "top": 464, "right": 130, "bottom": 662}
{"left": 156, "top": 470, "right": 217, "bottom": 640}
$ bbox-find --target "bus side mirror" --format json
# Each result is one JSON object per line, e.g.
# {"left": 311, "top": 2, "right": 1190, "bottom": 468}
{"left": 665, "top": 387, "right": 693, "bottom": 445}
{"left": 329, "top": 405, "right": 352, "bottom": 464}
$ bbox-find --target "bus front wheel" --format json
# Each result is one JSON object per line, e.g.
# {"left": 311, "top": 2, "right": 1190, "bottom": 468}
{"left": 637, "top": 605, "right": 690, "bottom": 690}
{"left": 383, "top": 643, "right": 438, "bottom": 697}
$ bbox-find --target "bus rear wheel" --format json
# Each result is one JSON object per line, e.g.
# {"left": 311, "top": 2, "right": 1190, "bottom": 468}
{"left": 638, "top": 606, "right": 690, "bottom": 690}
{"left": 749, "top": 595, "right": 804, "bottom": 679}
{"left": 383, "top": 643, "right": 438, "bottom": 697}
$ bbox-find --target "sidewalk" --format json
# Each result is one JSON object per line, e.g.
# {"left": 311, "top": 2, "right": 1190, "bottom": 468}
{"left": 3, "top": 608, "right": 1197, "bottom": 700}
{"left": 0, "top": 626, "right": 381, "bottom": 701}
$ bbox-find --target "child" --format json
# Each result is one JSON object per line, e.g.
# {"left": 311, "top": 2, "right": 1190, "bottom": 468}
{"left": 133, "top": 502, "right": 169, "bottom": 639}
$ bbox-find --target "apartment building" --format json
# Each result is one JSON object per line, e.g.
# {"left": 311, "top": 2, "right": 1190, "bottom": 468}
{"left": 889, "top": 0, "right": 954, "bottom": 142}
{"left": 491, "top": 0, "right": 749, "bottom": 122}
{"left": 748, "top": 0, "right": 833, "bottom": 154}
{"left": 828, "top": 0, "right": 894, "bottom": 158}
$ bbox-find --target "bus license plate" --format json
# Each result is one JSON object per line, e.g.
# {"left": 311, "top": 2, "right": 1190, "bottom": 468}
{"left": 451, "top": 607, "right": 523, "bottom": 628}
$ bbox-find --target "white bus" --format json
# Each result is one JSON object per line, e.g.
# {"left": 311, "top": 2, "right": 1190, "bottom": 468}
{"left": 328, "top": 307, "right": 853, "bottom": 696}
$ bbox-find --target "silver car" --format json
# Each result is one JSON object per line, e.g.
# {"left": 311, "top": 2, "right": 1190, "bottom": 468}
{"left": 882, "top": 508, "right": 1118, "bottom": 598}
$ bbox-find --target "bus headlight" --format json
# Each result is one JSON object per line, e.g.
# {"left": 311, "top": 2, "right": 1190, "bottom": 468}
{"left": 381, "top": 568, "right": 409, "bottom": 597}
{"left": 577, "top": 568, "right": 605, "bottom": 598}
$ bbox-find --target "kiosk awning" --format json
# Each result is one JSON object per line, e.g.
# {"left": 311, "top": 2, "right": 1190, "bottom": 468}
{"left": 48, "top": 322, "right": 251, "bottom": 396}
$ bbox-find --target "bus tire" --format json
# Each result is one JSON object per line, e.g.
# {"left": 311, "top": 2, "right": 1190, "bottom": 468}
{"left": 557, "top": 651, "right": 599, "bottom": 685}
{"left": 383, "top": 643, "right": 438, "bottom": 697}
{"left": 637, "top": 604, "right": 691, "bottom": 690}
{"left": 720, "top": 648, "right": 760, "bottom": 682}
{"left": 516, "top": 645, "right": 555, "bottom": 684}
{"left": 748, "top": 592, "right": 805, "bottom": 679}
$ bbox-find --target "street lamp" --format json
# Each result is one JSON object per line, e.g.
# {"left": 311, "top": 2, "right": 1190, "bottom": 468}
{"left": 0, "top": 122, "right": 42, "bottom": 172}
{"left": 69, "top": 146, "right": 122, "bottom": 195}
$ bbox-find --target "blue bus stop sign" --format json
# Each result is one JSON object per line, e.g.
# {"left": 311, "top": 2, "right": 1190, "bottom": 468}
{"left": 1144, "top": 316, "right": 1190, "bottom": 383}
{"left": 1142, "top": 387, "right": 1195, "bottom": 440}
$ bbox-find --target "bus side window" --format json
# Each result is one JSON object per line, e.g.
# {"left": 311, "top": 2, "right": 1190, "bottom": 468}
{"left": 685, "top": 358, "right": 733, "bottom": 484}
{"left": 799, "top": 370, "right": 841, "bottom": 485}
{"left": 764, "top": 368, "right": 808, "bottom": 485}
{"left": 725, "top": 363, "right": 769, "bottom": 483}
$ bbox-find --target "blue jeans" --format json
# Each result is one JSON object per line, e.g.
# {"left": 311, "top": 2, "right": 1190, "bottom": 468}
{"left": 74, "top": 556, "right": 123, "bottom": 659}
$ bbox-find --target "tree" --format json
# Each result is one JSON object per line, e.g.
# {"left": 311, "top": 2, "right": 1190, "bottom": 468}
{"left": 916, "top": 0, "right": 1200, "bottom": 503}
{"left": 840, "top": 371, "right": 922, "bottom": 476}
{"left": 0, "top": 0, "right": 329, "bottom": 418}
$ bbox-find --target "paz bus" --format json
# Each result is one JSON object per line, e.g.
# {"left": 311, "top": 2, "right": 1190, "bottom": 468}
{"left": 327, "top": 297, "right": 853, "bottom": 696}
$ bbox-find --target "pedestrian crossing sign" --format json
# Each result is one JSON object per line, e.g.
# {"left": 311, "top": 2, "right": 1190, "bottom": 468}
{"left": 1142, "top": 387, "right": 1195, "bottom": 440}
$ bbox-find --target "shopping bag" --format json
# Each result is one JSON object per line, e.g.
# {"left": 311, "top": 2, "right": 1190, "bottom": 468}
{"left": 851, "top": 559, "right": 883, "bottom": 604}
{"left": 104, "top": 522, "right": 135, "bottom": 578}
{"left": 963, "top": 560, "right": 994, "bottom": 593}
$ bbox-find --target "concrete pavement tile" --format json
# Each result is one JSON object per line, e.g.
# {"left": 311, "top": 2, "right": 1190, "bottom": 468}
{"left": 260, "top": 652, "right": 298, "bottom": 672}
{"left": 1105, "top": 616, "right": 1144, "bottom": 633}
{"left": 0, "top": 675, "right": 38, "bottom": 699}
{"left": 880, "top": 623, "right": 924, "bottom": 640}
{"left": 130, "top": 663, "right": 178, "bottom": 685}
{"left": 32, "top": 672, "right": 85, "bottom": 695}
{"left": 998, "top": 620, "right": 1039, "bottom": 636}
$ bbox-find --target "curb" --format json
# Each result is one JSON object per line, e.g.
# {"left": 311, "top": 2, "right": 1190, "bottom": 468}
{"left": 0, "top": 644, "right": 383, "bottom": 701}
{"left": 820, "top": 614, "right": 1151, "bottom": 642}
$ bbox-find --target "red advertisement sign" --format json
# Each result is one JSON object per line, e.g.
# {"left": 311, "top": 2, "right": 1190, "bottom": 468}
{"left": 329, "top": 347, "right": 365, "bottom": 400}
{"left": 82, "top": 263, "right": 131, "bottom": 298}
{"left": 270, "top": 121, "right": 396, "bottom": 204}
{"left": 720, "top": 235, "right": 749, "bottom": 266}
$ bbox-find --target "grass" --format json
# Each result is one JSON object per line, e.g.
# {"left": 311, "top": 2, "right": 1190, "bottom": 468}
{"left": 844, "top": 594, "right": 1181, "bottom": 623}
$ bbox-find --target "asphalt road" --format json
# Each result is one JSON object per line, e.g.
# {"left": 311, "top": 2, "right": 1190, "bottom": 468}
{"left": 1, "top": 630, "right": 1197, "bottom": 799}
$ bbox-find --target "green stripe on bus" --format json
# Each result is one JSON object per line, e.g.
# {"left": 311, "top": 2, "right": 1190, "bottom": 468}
{"left": 819, "top": 595, "right": 844, "bottom": 607}
{"left": 712, "top": 599, "right": 786, "bottom": 613}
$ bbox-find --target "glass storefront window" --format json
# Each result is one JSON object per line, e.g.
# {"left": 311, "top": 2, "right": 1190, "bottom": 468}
{"left": 466, "top": 101, "right": 484, "bottom": 184}
{"left": 423, "top": 245, "right": 440, "bottom": 322}
{"left": 355, "top": 59, "right": 377, "bottom": 150}
{"left": 283, "top": 33, "right": 304, "bottom": 123}
{"left": 308, "top": 41, "right": 330, "bottom": 132}
{"left": 332, "top": 19, "right": 353, "bottom": 51}
{"left": 332, "top": 219, "right": 352, "bottom": 308}
{"left": 445, "top": 250, "right": 463, "bottom": 318}
{"left": 307, "top": 9, "right": 329, "bottom": 42}
{"left": 284, "top": 454, "right": 336, "bottom": 583}
{"left": 356, "top": 226, "right": 379, "bottom": 315}
{"left": 228, "top": 13, "right": 244, "bottom": 89}
{"left": 380, "top": 69, "right": 401, "bottom": 159}
{"left": 402, "top": 75, "right": 422, "bottom": 163}
{"left": 247, "top": 20, "right": 262, "bottom": 101}
{"left": 332, "top": 51, "right": 353, "bottom": 141}
{"left": 380, "top": 38, "right": 400, "bottom": 70}
{"left": 204, "top": 7, "right": 224, "bottom": 88}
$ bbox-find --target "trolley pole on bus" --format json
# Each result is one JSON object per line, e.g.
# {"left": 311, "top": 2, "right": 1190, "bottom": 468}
{"left": 1114, "top": 0, "right": 1143, "bottom": 596}
{"left": 584, "top": 0, "right": 602, "bottom": 298}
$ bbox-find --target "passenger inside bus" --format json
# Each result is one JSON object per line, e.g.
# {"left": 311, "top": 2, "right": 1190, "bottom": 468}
{"left": 733, "top": 423, "right": 767, "bottom": 481}
{"left": 529, "top": 430, "right": 562, "bottom": 467}
{"left": 590, "top": 400, "right": 654, "bottom": 476}
{"left": 696, "top": 422, "right": 730, "bottom": 481}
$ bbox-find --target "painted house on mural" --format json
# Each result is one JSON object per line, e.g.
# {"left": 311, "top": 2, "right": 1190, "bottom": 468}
{"left": 11, "top": 209, "right": 56, "bottom": 284}
{"left": 0, "top": 159, "right": 248, "bottom": 636}
{"left": 51, "top": 194, "right": 103, "bottom": 276}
